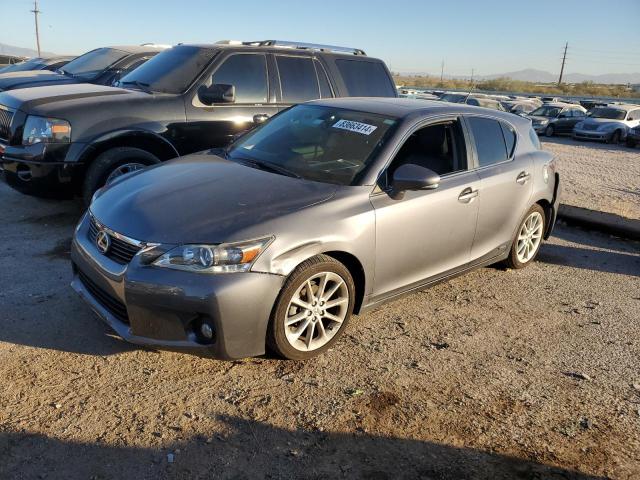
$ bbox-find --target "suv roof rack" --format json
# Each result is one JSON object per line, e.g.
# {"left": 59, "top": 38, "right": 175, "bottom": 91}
{"left": 216, "top": 39, "right": 366, "bottom": 56}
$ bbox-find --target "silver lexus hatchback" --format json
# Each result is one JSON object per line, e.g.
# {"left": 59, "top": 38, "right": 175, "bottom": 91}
{"left": 71, "top": 98, "right": 560, "bottom": 360}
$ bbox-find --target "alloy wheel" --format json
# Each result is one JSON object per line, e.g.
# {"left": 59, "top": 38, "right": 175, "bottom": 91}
{"left": 105, "top": 162, "right": 147, "bottom": 184}
{"left": 284, "top": 271, "right": 349, "bottom": 352}
{"left": 516, "top": 211, "right": 544, "bottom": 263}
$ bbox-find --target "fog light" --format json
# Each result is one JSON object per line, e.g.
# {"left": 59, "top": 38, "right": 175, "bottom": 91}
{"left": 200, "top": 322, "right": 213, "bottom": 340}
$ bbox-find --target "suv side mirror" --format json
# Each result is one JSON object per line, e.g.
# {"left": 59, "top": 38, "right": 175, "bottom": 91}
{"left": 199, "top": 84, "right": 235, "bottom": 105}
{"left": 390, "top": 164, "right": 440, "bottom": 198}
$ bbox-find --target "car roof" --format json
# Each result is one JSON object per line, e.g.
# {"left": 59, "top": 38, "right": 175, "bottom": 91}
{"left": 306, "top": 97, "right": 530, "bottom": 125}
{"left": 108, "top": 45, "right": 168, "bottom": 54}
{"left": 173, "top": 42, "right": 372, "bottom": 58}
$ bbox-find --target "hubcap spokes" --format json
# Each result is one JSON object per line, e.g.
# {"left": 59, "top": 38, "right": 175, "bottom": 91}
{"left": 285, "top": 271, "right": 349, "bottom": 352}
{"left": 106, "top": 162, "right": 147, "bottom": 184}
{"left": 516, "top": 211, "right": 543, "bottom": 263}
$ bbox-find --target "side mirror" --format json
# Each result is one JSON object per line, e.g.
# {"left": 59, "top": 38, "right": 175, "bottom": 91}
{"left": 199, "top": 84, "right": 235, "bottom": 105}
{"left": 390, "top": 164, "right": 440, "bottom": 199}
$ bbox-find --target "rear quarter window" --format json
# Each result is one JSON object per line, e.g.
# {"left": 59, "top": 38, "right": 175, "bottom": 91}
{"left": 467, "top": 117, "right": 508, "bottom": 167}
{"left": 335, "top": 59, "right": 394, "bottom": 97}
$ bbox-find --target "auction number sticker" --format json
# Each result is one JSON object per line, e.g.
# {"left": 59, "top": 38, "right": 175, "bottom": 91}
{"left": 332, "top": 119, "right": 378, "bottom": 135}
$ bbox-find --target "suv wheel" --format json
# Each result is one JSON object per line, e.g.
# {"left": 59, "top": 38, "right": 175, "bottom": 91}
{"left": 544, "top": 125, "right": 555, "bottom": 137}
{"left": 504, "top": 204, "right": 546, "bottom": 269}
{"left": 82, "top": 147, "right": 160, "bottom": 205}
{"left": 267, "top": 255, "right": 355, "bottom": 360}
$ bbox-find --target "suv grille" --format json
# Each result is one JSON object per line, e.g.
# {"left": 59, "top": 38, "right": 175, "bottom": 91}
{"left": 88, "top": 215, "right": 142, "bottom": 265}
{"left": 77, "top": 269, "right": 129, "bottom": 324}
{"left": 0, "top": 107, "right": 13, "bottom": 143}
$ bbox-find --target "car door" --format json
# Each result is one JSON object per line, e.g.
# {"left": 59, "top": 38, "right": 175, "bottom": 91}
{"left": 465, "top": 116, "right": 533, "bottom": 262}
{"left": 183, "top": 52, "right": 280, "bottom": 153}
{"left": 553, "top": 109, "right": 574, "bottom": 134}
{"left": 370, "top": 117, "right": 480, "bottom": 298}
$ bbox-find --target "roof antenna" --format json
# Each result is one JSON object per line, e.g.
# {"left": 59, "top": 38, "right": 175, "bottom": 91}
{"left": 464, "top": 68, "right": 476, "bottom": 104}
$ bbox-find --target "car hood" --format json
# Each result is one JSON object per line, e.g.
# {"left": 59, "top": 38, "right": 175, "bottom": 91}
{"left": 527, "top": 115, "right": 552, "bottom": 123}
{"left": 0, "top": 82, "right": 134, "bottom": 112}
{"left": 0, "top": 70, "right": 78, "bottom": 92}
{"left": 90, "top": 152, "right": 338, "bottom": 245}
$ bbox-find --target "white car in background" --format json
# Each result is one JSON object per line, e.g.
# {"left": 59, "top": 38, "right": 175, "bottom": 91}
{"left": 573, "top": 104, "right": 640, "bottom": 144}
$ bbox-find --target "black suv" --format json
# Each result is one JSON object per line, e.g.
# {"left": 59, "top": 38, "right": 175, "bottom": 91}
{"left": 0, "top": 45, "right": 165, "bottom": 92}
{"left": 0, "top": 40, "right": 396, "bottom": 203}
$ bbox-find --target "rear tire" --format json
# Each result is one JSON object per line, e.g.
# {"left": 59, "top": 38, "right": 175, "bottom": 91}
{"left": 267, "top": 254, "right": 355, "bottom": 360}
{"left": 82, "top": 147, "right": 160, "bottom": 205}
{"left": 504, "top": 204, "right": 546, "bottom": 270}
{"left": 626, "top": 138, "right": 637, "bottom": 148}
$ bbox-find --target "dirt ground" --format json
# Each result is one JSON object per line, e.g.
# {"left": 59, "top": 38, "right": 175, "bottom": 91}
{"left": 1, "top": 158, "right": 639, "bottom": 479}
{"left": 542, "top": 137, "right": 640, "bottom": 220}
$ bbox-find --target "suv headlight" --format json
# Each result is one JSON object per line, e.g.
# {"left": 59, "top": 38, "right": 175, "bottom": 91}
{"left": 153, "top": 237, "right": 273, "bottom": 273}
{"left": 22, "top": 115, "right": 71, "bottom": 145}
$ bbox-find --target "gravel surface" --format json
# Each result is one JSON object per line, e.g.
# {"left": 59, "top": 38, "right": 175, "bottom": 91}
{"left": 542, "top": 137, "right": 640, "bottom": 220}
{"left": 1, "top": 179, "right": 639, "bottom": 480}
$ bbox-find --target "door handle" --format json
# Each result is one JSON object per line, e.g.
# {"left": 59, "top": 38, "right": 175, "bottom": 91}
{"left": 253, "top": 114, "right": 270, "bottom": 124}
{"left": 458, "top": 187, "right": 478, "bottom": 203}
{"left": 516, "top": 171, "right": 531, "bottom": 185}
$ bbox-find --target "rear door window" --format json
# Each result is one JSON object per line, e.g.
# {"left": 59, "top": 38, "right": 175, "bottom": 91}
{"left": 466, "top": 117, "right": 508, "bottom": 167}
{"left": 335, "top": 59, "right": 394, "bottom": 97}
{"left": 211, "top": 54, "right": 268, "bottom": 104}
{"left": 276, "top": 56, "right": 319, "bottom": 103}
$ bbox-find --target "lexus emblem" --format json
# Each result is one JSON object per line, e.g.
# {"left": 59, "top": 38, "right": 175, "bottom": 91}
{"left": 96, "top": 230, "right": 111, "bottom": 254}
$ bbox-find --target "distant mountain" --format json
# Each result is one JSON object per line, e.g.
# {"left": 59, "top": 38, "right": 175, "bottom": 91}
{"left": 0, "top": 42, "right": 57, "bottom": 58}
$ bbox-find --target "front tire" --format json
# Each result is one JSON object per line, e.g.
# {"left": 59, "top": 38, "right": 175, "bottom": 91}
{"left": 267, "top": 254, "right": 355, "bottom": 360}
{"left": 608, "top": 130, "right": 621, "bottom": 144}
{"left": 504, "top": 204, "right": 546, "bottom": 269}
{"left": 82, "top": 147, "right": 160, "bottom": 205}
{"left": 544, "top": 125, "right": 555, "bottom": 137}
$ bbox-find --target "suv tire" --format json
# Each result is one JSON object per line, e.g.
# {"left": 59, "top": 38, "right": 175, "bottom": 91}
{"left": 82, "top": 147, "right": 160, "bottom": 205}
{"left": 267, "top": 254, "right": 355, "bottom": 360}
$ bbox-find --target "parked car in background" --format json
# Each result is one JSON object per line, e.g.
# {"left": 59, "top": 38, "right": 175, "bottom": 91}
{"left": 0, "top": 56, "right": 76, "bottom": 74}
{"left": 464, "top": 97, "right": 506, "bottom": 111}
{"left": 541, "top": 97, "right": 561, "bottom": 103}
{"left": 527, "top": 102, "right": 587, "bottom": 137}
{"left": 439, "top": 92, "right": 487, "bottom": 103}
{"left": 0, "top": 55, "right": 27, "bottom": 68}
{"left": 71, "top": 98, "right": 559, "bottom": 360}
{"left": 626, "top": 126, "right": 640, "bottom": 148}
{"left": 0, "top": 45, "right": 165, "bottom": 92}
{"left": 0, "top": 40, "right": 396, "bottom": 203}
{"left": 573, "top": 104, "right": 640, "bottom": 144}
{"left": 501, "top": 100, "right": 537, "bottom": 115}
{"left": 579, "top": 99, "right": 607, "bottom": 110}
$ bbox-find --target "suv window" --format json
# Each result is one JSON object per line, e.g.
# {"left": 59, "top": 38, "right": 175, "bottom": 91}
{"left": 335, "top": 59, "right": 394, "bottom": 97}
{"left": 467, "top": 117, "right": 508, "bottom": 167}
{"left": 388, "top": 120, "right": 467, "bottom": 181}
{"left": 276, "top": 56, "right": 319, "bottom": 103}
{"left": 212, "top": 54, "right": 268, "bottom": 104}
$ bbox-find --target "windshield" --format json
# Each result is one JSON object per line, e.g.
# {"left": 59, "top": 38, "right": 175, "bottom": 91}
{"left": 61, "top": 48, "right": 128, "bottom": 80}
{"left": 0, "top": 58, "right": 47, "bottom": 73}
{"left": 530, "top": 106, "right": 561, "bottom": 117}
{"left": 226, "top": 105, "right": 398, "bottom": 186}
{"left": 588, "top": 107, "right": 626, "bottom": 120}
{"left": 117, "top": 46, "right": 217, "bottom": 94}
{"left": 439, "top": 93, "right": 466, "bottom": 103}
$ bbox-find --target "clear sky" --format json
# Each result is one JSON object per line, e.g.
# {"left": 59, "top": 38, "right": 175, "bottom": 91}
{"left": 2, "top": 0, "right": 639, "bottom": 76}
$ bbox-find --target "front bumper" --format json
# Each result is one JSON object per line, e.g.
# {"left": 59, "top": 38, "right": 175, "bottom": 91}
{"left": 572, "top": 129, "right": 611, "bottom": 141}
{"left": 70, "top": 213, "right": 285, "bottom": 359}
{"left": 1, "top": 142, "right": 83, "bottom": 195}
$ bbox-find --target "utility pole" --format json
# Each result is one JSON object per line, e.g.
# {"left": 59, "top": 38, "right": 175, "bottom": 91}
{"left": 31, "top": 0, "right": 41, "bottom": 57}
{"left": 440, "top": 59, "right": 444, "bottom": 83}
{"left": 558, "top": 41, "right": 568, "bottom": 86}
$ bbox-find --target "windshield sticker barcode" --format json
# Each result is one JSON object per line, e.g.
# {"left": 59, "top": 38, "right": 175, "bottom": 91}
{"left": 332, "top": 119, "right": 378, "bottom": 135}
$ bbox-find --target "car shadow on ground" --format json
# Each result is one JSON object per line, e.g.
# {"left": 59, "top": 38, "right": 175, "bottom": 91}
{"left": 0, "top": 415, "right": 605, "bottom": 480}
{"left": 538, "top": 226, "right": 640, "bottom": 277}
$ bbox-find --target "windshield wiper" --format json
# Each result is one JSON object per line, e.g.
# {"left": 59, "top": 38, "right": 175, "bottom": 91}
{"left": 232, "top": 154, "right": 301, "bottom": 179}
{"left": 120, "top": 80, "right": 153, "bottom": 94}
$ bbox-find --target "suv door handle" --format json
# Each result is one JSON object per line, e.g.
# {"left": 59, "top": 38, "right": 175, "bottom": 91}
{"left": 516, "top": 171, "right": 531, "bottom": 184}
{"left": 458, "top": 187, "right": 478, "bottom": 203}
{"left": 253, "top": 114, "right": 270, "bottom": 124}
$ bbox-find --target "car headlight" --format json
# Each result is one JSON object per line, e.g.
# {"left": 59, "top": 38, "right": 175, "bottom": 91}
{"left": 537, "top": 119, "right": 549, "bottom": 125}
{"left": 597, "top": 123, "right": 616, "bottom": 132}
{"left": 153, "top": 237, "right": 273, "bottom": 273}
{"left": 22, "top": 115, "right": 71, "bottom": 145}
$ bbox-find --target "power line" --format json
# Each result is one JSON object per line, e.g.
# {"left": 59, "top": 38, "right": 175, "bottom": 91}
{"left": 30, "top": 0, "right": 41, "bottom": 56}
